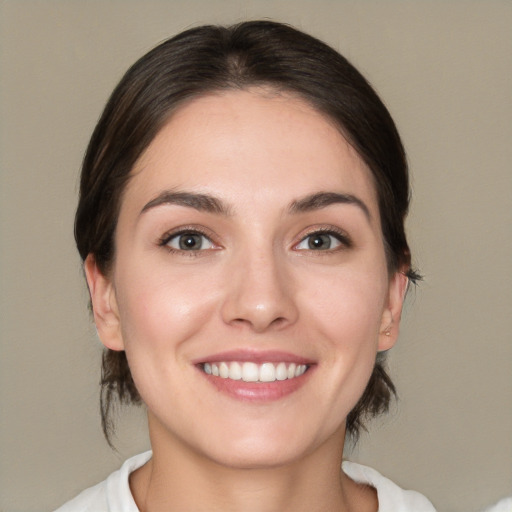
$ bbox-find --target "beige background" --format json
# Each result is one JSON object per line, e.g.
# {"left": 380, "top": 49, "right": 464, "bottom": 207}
{"left": 0, "top": 1, "right": 511, "bottom": 511}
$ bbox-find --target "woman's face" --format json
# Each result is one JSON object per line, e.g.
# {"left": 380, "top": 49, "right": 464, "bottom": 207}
{"left": 87, "top": 89, "right": 407, "bottom": 468}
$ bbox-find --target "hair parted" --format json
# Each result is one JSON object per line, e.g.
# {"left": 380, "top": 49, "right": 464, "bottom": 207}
{"left": 75, "top": 20, "right": 419, "bottom": 446}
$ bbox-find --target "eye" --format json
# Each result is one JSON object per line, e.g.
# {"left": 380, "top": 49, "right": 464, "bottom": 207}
{"left": 163, "top": 231, "right": 215, "bottom": 251}
{"left": 295, "top": 230, "right": 349, "bottom": 251}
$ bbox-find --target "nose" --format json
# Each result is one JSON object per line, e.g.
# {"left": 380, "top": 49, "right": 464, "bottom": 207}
{"left": 220, "top": 248, "right": 299, "bottom": 333}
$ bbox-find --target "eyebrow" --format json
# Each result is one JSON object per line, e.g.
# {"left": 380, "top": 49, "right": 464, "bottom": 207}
{"left": 288, "top": 192, "right": 371, "bottom": 220}
{"left": 140, "top": 191, "right": 232, "bottom": 216}
{"left": 140, "top": 190, "right": 371, "bottom": 221}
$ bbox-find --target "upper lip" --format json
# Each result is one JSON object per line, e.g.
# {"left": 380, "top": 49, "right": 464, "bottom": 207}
{"left": 192, "top": 349, "right": 314, "bottom": 365}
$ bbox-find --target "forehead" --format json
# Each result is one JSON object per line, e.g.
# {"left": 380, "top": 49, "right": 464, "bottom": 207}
{"left": 124, "top": 89, "right": 379, "bottom": 218}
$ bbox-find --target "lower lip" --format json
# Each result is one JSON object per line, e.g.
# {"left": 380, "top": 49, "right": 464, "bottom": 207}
{"left": 199, "top": 367, "right": 313, "bottom": 402}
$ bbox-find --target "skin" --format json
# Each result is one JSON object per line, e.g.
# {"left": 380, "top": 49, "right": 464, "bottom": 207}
{"left": 85, "top": 89, "right": 408, "bottom": 512}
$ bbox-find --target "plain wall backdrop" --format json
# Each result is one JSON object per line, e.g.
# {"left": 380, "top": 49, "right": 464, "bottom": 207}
{"left": 0, "top": 1, "right": 511, "bottom": 511}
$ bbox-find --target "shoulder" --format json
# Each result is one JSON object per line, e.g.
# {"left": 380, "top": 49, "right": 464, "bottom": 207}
{"left": 482, "top": 497, "right": 512, "bottom": 512}
{"left": 342, "top": 461, "right": 437, "bottom": 512}
{"left": 54, "top": 451, "right": 152, "bottom": 512}
{"left": 53, "top": 480, "right": 108, "bottom": 512}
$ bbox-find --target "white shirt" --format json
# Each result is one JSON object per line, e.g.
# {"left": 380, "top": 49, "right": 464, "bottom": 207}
{"left": 482, "top": 497, "right": 512, "bottom": 512}
{"left": 55, "top": 451, "right": 437, "bottom": 511}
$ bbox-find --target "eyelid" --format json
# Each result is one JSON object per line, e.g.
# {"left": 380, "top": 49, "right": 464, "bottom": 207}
{"left": 293, "top": 225, "right": 353, "bottom": 251}
{"left": 158, "top": 225, "right": 220, "bottom": 250}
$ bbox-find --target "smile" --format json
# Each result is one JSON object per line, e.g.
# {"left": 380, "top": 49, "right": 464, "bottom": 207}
{"left": 202, "top": 361, "right": 308, "bottom": 383}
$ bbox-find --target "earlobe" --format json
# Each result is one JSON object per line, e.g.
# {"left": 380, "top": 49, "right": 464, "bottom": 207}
{"left": 84, "top": 254, "right": 125, "bottom": 351}
{"left": 378, "top": 271, "right": 409, "bottom": 352}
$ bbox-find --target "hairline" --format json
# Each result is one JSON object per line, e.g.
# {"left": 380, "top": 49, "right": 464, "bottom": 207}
{"left": 103, "top": 84, "right": 391, "bottom": 276}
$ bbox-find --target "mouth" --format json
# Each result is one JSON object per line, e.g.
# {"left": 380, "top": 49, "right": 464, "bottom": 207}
{"left": 195, "top": 351, "right": 314, "bottom": 401}
{"left": 201, "top": 361, "right": 309, "bottom": 383}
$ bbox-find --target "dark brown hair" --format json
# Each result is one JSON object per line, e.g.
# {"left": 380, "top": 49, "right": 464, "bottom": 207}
{"left": 75, "top": 20, "right": 418, "bottom": 446}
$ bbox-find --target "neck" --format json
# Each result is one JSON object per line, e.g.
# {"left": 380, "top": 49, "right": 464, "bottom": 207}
{"left": 130, "top": 414, "right": 377, "bottom": 512}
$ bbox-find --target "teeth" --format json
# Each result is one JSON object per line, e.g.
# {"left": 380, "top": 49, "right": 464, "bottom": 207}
{"left": 219, "top": 362, "right": 229, "bottom": 378}
{"left": 295, "top": 364, "right": 307, "bottom": 377}
{"left": 242, "top": 362, "right": 259, "bottom": 382}
{"left": 229, "top": 361, "right": 242, "bottom": 380}
{"left": 203, "top": 361, "right": 308, "bottom": 382}
{"left": 275, "top": 362, "right": 287, "bottom": 381}
{"left": 259, "top": 363, "right": 276, "bottom": 382}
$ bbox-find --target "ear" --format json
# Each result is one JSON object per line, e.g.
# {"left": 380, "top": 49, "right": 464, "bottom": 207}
{"left": 84, "top": 254, "right": 125, "bottom": 351}
{"left": 378, "top": 271, "right": 409, "bottom": 352}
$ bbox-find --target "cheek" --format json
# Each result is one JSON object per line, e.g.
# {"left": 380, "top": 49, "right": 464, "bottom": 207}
{"left": 113, "top": 266, "right": 224, "bottom": 411}
{"left": 300, "top": 265, "right": 388, "bottom": 344}
{"left": 300, "top": 268, "right": 388, "bottom": 416}
{"left": 114, "top": 264, "right": 222, "bottom": 354}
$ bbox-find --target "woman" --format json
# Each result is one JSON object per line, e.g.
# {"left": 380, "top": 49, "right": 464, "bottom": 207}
{"left": 57, "top": 20, "right": 435, "bottom": 512}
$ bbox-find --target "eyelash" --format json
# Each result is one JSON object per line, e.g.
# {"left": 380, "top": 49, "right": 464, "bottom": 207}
{"left": 294, "top": 227, "right": 353, "bottom": 252}
{"left": 157, "top": 226, "right": 352, "bottom": 255}
{"left": 158, "top": 227, "right": 217, "bottom": 256}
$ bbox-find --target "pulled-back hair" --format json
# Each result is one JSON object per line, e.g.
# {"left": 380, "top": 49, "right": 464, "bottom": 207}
{"left": 75, "top": 20, "right": 418, "bottom": 445}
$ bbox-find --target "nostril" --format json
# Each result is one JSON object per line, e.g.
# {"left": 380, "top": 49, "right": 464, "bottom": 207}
{"left": 220, "top": 276, "right": 299, "bottom": 331}
{"left": 230, "top": 315, "right": 288, "bottom": 332}
{"left": 270, "top": 317, "right": 287, "bottom": 327}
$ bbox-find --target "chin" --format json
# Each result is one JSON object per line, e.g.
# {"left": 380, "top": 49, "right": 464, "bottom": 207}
{"left": 196, "top": 423, "right": 326, "bottom": 470}
{"left": 207, "top": 443, "right": 302, "bottom": 470}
